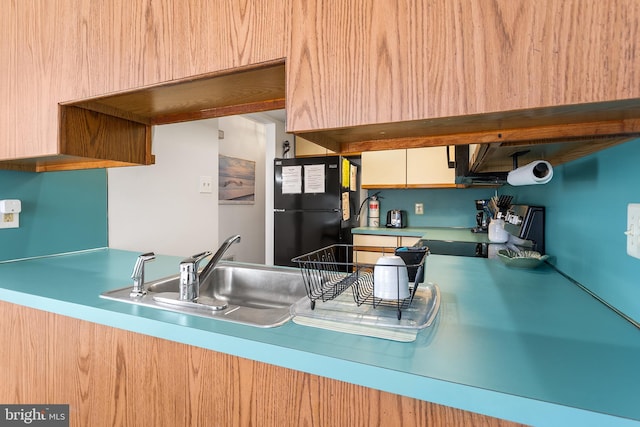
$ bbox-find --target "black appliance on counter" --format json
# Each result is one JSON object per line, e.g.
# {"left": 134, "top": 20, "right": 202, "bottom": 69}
{"left": 415, "top": 239, "right": 489, "bottom": 258}
{"left": 472, "top": 199, "right": 489, "bottom": 233}
{"left": 274, "top": 156, "right": 360, "bottom": 267}
{"left": 504, "top": 204, "right": 545, "bottom": 254}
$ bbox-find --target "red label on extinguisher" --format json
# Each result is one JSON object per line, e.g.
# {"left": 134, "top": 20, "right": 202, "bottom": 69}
{"left": 368, "top": 198, "right": 380, "bottom": 227}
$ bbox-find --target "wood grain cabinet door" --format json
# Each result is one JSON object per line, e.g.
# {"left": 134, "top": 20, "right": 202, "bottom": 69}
{"left": 0, "top": 1, "right": 16, "bottom": 161}
{"left": 13, "top": 0, "right": 84, "bottom": 159}
{"left": 170, "top": 0, "right": 289, "bottom": 81}
{"left": 2, "top": 0, "right": 289, "bottom": 167}
{"left": 85, "top": 0, "right": 289, "bottom": 96}
{"left": 287, "top": 0, "right": 640, "bottom": 133}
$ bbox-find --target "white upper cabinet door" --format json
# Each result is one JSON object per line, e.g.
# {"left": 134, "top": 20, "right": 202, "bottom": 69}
{"left": 361, "top": 149, "right": 406, "bottom": 188}
{"left": 406, "top": 147, "right": 456, "bottom": 187}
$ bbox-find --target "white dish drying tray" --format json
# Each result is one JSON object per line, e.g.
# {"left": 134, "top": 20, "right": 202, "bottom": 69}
{"left": 290, "top": 282, "right": 440, "bottom": 342}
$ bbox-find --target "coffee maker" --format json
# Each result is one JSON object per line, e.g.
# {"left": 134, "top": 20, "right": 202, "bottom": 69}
{"left": 504, "top": 205, "right": 546, "bottom": 254}
{"left": 472, "top": 199, "right": 489, "bottom": 233}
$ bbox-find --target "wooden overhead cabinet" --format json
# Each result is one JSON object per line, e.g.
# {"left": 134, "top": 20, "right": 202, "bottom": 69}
{"left": 288, "top": 0, "right": 640, "bottom": 131}
{"left": 3, "top": 0, "right": 640, "bottom": 172}
{"left": 288, "top": 0, "right": 640, "bottom": 160}
{"left": 0, "top": 0, "right": 161, "bottom": 171}
{"left": 84, "top": 0, "right": 289, "bottom": 95}
{"left": 0, "top": 0, "right": 289, "bottom": 172}
{"left": 0, "top": 1, "right": 16, "bottom": 159}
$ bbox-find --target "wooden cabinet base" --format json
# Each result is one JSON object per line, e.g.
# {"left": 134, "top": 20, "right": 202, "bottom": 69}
{"left": 0, "top": 301, "right": 523, "bottom": 426}
{"left": 0, "top": 107, "right": 154, "bottom": 172}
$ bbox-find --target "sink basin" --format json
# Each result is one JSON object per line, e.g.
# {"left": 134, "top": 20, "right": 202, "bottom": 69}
{"left": 100, "top": 262, "right": 307, "bottom": 327}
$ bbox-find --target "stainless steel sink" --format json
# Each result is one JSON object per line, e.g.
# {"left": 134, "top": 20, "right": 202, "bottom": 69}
{"left": 100, "top": 262, "right": 307, "bottom": 327}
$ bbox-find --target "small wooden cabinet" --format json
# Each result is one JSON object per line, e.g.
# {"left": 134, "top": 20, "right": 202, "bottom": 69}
{"left": 353, "top": 233, "right": 421, "bottom": 264}
{"left": 362, "top": 147, "right": 456, "bottom": 189}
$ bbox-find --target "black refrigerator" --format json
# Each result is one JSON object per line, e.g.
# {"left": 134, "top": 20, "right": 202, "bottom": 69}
{"left": 274, "top": 156, "right": 360, "bottom": 267}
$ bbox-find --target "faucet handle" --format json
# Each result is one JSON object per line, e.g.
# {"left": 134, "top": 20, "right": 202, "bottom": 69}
{"left": 130, "top": 252, "right": 155, "bottom": 297}
{"left": 179, "top": 251, "right": 212, "bottom": 301}
{"left": 180, "top": 251, "right": 213, "bottom": 268}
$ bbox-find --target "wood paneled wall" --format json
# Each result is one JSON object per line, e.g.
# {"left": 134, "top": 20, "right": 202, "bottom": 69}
{"left": 0, "top": 301, "right": 524, "bottom": 427}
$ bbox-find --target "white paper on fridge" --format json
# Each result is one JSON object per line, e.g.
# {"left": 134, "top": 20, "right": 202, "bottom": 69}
{"left": 342, "top": 192, "right": 350, "bottom": 220}
{"left": 304, "top": 164, "right": 325, "bottom": 193}
{"left": 281, "top": 166, "right": 302, "bottom": 194}
{"left": 350, "top": 164, "right": 358, "bottom": 191}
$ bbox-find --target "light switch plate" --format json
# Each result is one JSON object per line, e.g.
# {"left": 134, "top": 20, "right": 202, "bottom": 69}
{"left": 415, "top": 203, "right": 424, "bottom": 215}
{"left": 626, "top": 203, "right": 640, "bottom": 259}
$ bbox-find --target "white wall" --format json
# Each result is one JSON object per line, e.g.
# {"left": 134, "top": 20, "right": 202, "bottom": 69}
{"left": 243, "top": 111, "right": 292, "bottom": 264}
{"left": 107, "top": 119, "right": 220, "bottom": 257}
{"left": 107, "top": 114, "right": 281, "bottom": 263}
{"left": 217, "top": 115, "right": 268, "bottom": 263}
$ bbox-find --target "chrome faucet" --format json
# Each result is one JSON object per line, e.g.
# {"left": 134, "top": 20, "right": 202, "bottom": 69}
{"left": 200, "top": 234, "right": 241, "bottom": 287}
{"left": 179, "top": 251, "right": 211, "bottom": 301}
{"left": 179, "top": 234, "right": 241, "bottom": 302}
{"left": 130, "top": 252, "right": 155, "bottom": 297}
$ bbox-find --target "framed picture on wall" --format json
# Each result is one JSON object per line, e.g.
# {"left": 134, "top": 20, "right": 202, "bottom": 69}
{"left": 218, "top": 155, "right": 256, "bottom": 204}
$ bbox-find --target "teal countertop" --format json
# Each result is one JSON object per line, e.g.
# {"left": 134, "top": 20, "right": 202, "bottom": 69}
{"left": 353, "top": 226, "right": 491, "bottom": 243}
{"left": 1, "top": 248, "right": 639, "bottom": 426}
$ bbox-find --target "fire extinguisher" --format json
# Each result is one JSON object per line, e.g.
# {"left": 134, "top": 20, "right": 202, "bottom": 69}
{"left": 368, "top": 195, "right": 380, "bottom": 227}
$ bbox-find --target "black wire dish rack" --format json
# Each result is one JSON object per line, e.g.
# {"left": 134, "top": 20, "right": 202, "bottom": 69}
{"left": 292, "top": 244, "right": 428, "bottom": 320}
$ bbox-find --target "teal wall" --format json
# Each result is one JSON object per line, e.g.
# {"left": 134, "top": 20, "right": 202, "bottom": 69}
{"left": 375, "top": 138, "right": 640, "bottom": 322}
{"left": 0, "top": 169, "right": 108, "bottom": 261}
{"left": 375, "top": 188, "right": 496, "bottom": 228}
{"left": 511, "top": 139, "right": 640, "bottom": 322}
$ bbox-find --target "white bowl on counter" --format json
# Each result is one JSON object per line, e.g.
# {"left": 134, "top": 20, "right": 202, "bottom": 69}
{"left": 373, "top": 255, "right": 410, "bottom": 300}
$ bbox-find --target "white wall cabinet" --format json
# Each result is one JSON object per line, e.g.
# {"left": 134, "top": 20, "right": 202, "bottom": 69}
{"left": 362, "top": 147, "right": 456, "bottom": 189}
{"left": 406, "top": 147, "right": 456, "bottom": 186}
{"left": 361, "top": 149, "right": 406, "bottom": 187}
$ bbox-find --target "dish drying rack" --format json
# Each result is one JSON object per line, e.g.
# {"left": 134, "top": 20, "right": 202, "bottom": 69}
{"left": 292, "top": 244, "right": 428, "bottom": 320}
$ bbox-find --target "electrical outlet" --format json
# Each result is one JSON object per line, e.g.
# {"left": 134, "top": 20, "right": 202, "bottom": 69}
{"left": 415, "top": 203, "right": 424, "bottom": 215}
{"left": 0, "top": 213, "right": 19, "bottom": 229}
{"left": 626, "top": 203, "right": 640, "bottom": 259}
{"left": 199, "top": 175, "right": 213, "bottom": 194}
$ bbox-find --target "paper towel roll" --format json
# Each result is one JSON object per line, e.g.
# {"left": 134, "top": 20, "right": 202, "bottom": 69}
{"left": 507, "top": 160, "right": 553, "bottom": 186}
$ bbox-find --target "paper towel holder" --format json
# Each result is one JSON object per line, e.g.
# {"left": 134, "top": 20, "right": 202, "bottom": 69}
{"left": 511, "top": 150, "right": 530, "bottom": 170}
{"left": 508, "top": 151, "right": 553, "bottom": 186}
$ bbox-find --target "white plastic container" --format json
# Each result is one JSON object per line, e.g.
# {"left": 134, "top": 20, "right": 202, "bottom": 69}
{"left": 373, "top": 256, "right": 410, "bottom": 300}
{"left": 488, "top": 218, "right": 509, "bottom": 243}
